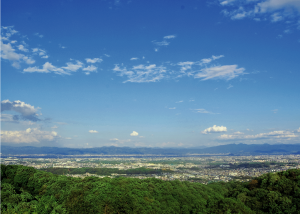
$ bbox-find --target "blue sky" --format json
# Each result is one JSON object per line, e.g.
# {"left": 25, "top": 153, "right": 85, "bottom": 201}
{"left": 1, "top": 0, "right": 300, "bottom": 148}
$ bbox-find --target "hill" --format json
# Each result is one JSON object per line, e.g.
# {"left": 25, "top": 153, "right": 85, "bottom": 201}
{"left": 1, "top": 164, "right": 300, "bottom": 213}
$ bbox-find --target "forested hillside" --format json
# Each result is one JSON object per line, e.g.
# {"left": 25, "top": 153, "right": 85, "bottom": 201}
{"left": 1, "top": 164, "right": 300, "bottom": 214}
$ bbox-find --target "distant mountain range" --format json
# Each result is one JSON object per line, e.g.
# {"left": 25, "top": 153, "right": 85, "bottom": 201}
{"left": 1, "top": 143, "right": 300, "bottom": 156}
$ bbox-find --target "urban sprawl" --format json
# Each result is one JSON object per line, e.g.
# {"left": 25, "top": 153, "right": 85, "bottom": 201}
{"left": 2, "top": 155, "right": 300, "bottom": 184}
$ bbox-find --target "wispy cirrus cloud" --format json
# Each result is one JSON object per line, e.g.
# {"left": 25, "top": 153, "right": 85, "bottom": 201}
{"left": 114, "top": 55, "right": 246, "bottom": 83}
{"left": 193, "top": 108, "right": 218, "bottom": 114}
{"left": 195, "top": 65, "right": 245, "bottom": 81}
{"left": 219, "top": 130, "right": 298, "bottom": 142}
{"left": 219, "top": 0, "right": 300, "bottom": 30}
{"left": 113, "top": 64, "right": 166, "bottom": 83}
{"left": 152, "top": 34, "right": 176, "bottom": 51}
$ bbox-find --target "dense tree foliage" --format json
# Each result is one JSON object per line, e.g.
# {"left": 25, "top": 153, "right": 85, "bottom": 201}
{"left": 1, "top": 164, "right": 300, "bottom": 214}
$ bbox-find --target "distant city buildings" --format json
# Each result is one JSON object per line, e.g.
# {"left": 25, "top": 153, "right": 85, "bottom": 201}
{"left": 2, "top": 155, "right": 300, "bottom": 184}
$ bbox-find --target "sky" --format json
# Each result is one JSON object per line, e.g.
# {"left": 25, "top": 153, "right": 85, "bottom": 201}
{"left": 1, "top": 0, "right": 300, "bottom": 148}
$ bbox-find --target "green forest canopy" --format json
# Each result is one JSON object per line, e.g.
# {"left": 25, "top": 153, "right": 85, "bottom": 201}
{"left": 1, "top": 164, "right": 300, "bottom": 214}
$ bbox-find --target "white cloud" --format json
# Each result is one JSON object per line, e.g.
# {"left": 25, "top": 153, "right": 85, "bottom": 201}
{"left": 164, "top": 35, "right": 176, "bottom": 39}
{"left": 176, "top": 100, "right": 183, "bottom": 103}
{"left": 1, "top": 128, "right": 58, "bottom": 143}
{"left": 169, "top": 107, "right": 176, "bottom": 109}
{"left": 194, "top": 109, "right": 217, "bottom": 114}
{"left": 220, "top": 0, "right": 236, "bottom": 6}
{"left": 297, "top": 127, "right": 300, "bottom": 132}
{"left": 34, "top": 33, "right": 44, "bottom": 38}
{"left": 177, "top": 55, "right": 224, "bottom": 76}
{"left": 195, "top": 65, "right": 245, "bottom": 81}
{"left": 1, "top": 41, "right": 25, "bottom": 68}
{"left": 89, "top": 130, "right": 98, "bottom": 133}
{"left": 152, "top": 40, "right": 170, "bottom": 46}
{"left": 85, "top": 58, "right": 103, "bottom": 63}
{"left": 22, "top": 56, "right": 35, "bottom": 64}
{"left": 227, "top": 84, "right": 233, "bottom": 89}
{"left": 130, "top": 57, "right": 139, "bottom": 60}
{"left": 1, "top": 100, "right": 41, "bottom": 121}
{"left": 130, "top": 131, "right": 139, "bottom": 136}
{"left": 1, "top": 114, "right": 14, "bottom": 122}
{"left": 113, "top": 64, "right": 166, "bottom": 83}
{"left": 256, "top": 0, "right": 300, "bottom": 13}
{"left": 32, "top": 48, "right": 48, "bottom": 59}
{"left": 24, "top": 62, "right": 66, "bottom": 74}
{"left": 202, "top": 125, "right": 227, "bottom": 134}
{"left": 51, "top": 125, "right": 58, "bottom": 129}
{"left": 24, "top": 61, "right": 84, "bottom": 75}
{"left": 83, "top": 65, "right": 97, "bottom": 75}
{"left": 62, "top": 61, "right": 83, "bottom": 71}
{"left": 271, "top": 12, "right": 283, "bottom": 22}
{"left": 219, "top": 130, "right": 298, "bottom": 140}
{"left": 220, "top": 0, "right": 300, "bottom": 26}
{"left": 18, "top": 45, "right": 28, "bottom": 52}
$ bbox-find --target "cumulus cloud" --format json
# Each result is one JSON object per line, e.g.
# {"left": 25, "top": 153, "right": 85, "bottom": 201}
{"left": 113, "top": 64, "right": 166, "bottom": 83}
{"left": 18, "top": 45, "right": 28, "bottom": 52}
{"left": 202, "top": 125, "right": 227, "bottom": 134}
{"left": 83, "top": 65, "right": 97, "bottom": 75}
{"left": 130, "top": 131, "right": 139, "bottom": 136}
{"left": 85, "top": 58, "right": 103, "bottom": 63}
{"left": 1, "top": 128, "right": 58, "bottom": 143}
{"left": 195, "top": 65, "right": 245, "bottom": 81}
{"left": 219, "top": 130, "right": 298, "bottom": 141}
{"left": 62, "top": 61, "right": 83, "bottom": 71}
{"left": 89, "top": 130, "right": 98, "bottom": 133}
{"left": 1, "top": 100, "right": 41, "bottom": 121}
{"left": 130, "top": 57, "right": 139, "bottom": 60}
{"left": 297, "top": 127, "right": 300, "bottom": 132}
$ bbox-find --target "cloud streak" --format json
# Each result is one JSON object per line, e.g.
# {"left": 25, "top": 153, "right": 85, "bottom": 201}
{"left": 1, "top": 128, "right": 58, "bottom": 143}
{"left": 219, "top": 130, "right": 298, "bottom": 141}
